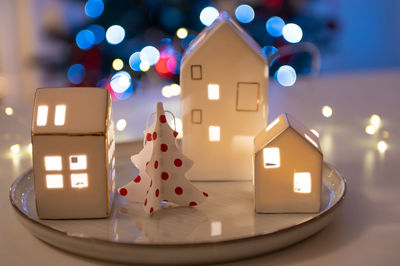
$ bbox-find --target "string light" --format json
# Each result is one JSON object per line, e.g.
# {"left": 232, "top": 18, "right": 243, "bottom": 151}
{"left": 365, "top": 125, "right": 376, "bottom": 135}
{"left": 5, "top": 107, "right": 14, "bottom": 116}
{"left": 235, "top": 4, "right": 255, "bottom": 23}
{"left": 176, "top": 28, "right": 188, "bottom": 39}
{"left": 106, "top": 25, "right": 125, "bottom": 45}
{"left": 370, "top": 114, "right": 381, "bottom": 128}
{"left": 275, "top": 65, "right": 296, "bottom": 87}
{"left": 112, "top": 58, "right": 124, "bottom": 71}
{"left": 116, "top": 119, "right": 127, "bottom": 131}
{"left": 282, "top": 23, "right": 303, "bottom": 43}
{"left": 200, "top": 7, "right": 219, "bottom": 26}
{"left": 10, "top": 144, "right": 20, "bottom": 154}
{"left": 322, "top": 106, "right": 333, "bottom": 118}
{"left": 377, "top": 141, "right": 387, "bottom": 153}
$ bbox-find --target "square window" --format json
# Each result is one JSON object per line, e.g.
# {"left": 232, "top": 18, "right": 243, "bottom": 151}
{"left": 191, "top": 109, "right": 202, "bottom": 124}
{"left": 37, "top": 105, "right": 48, "bottom": 126}
{"left": 44, "top": 156, "right": 62, "bottom": 171}
{"left": 208, "top": 84, "right": 219, "bottom": 100}
{"left": 71, "top": 173, "right": 88, "bottom": 188}
{"left": 54, "top": 105, "right": 66, "bottom": 126}
{"left": 191, "top": 65, "right": 202, "bottom": 80}
{"left": 69, "top": 155, "right": 87, "bottom": 170}
{"left": 263, "top": 147, "right": 280, "bottom": 168}
{"left": 236, "top": 82, "right": 259, "bottom": 112}
{"left": 209, "top": 126, "right": 220, "bottom": 142}
{"left": 293, "top": 172, "right": 312, "bottom": 193}
{"left": 46, "top": 174, "right": 63, "bottom": 189}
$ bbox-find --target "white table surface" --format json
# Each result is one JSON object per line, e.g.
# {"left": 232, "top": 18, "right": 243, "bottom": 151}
{"left": 1, "top": 70, "right": 400, "bottom": 265}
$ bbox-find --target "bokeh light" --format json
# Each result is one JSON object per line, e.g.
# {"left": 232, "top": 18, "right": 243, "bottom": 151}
{"left": 235, "top": 4, "right": 255, "bottom": 24}
{"left": 262, "top": 46, "right": 279, "bottom": 66}
{"left": 110, "top": 71, "right": 131, "bottom": 93}
{"left": 27, "top": 143, "right": 32, "bottom": 154}
{"left": 161, "top": 83, "right": 181, "bottom": 98}
{"left": 68, "top": 64, "right": 85, "bottom": 84}
{"left": 282, "top": 23, "right": 303, "bottom": 43}
{"left": 200, "top": 7, "right": 219, "bottom": 26}
{"left": 322, "top": 105, "right": 333, "bottom": 118}
{"left": 275, "top": 65, "right": 296, "bottom": 87}
{"left": 365, "top": 125, "right": 377, "bottom": 135}
{"left": 266, "top": 16, "right": 285, "bottom": 37}
{"left": 84, "top": 0, "right": 104, "bottom": 19}
{"left": 76, "top": 29, "right": 95, "bottom": 50}
{"left": 140, "top": 61, "right": 150, "bottom": 72}
{"left": 10, "top": 144, "right": 20, "bottom": 154}
{"left": 140, "top": 46, "right": 160, "bottom": 66}
{"left": 377, "top": 140, "right": 387, "bottom": 153}
{"left": 370, "top": 114, "right": 381, "bottom": 128}
{"left": 129, "top": 52, "right": 141, "bottom": 71}
{"left": 116, "top": 119, "right": 127, "bottom": 131}
{"left": 87, "top": 24, "right": 105, "bottom": 44}
{"left": 5, "top": 107, "right": 14, "bottom": 116}
{"left": 176, "top": 28, "right": 188, "bottom": 39}
{"left": 106, "top": 25, "right": 125, "bottom": 45}
{"left": 310, "top": 129, "right": 320, "bottom": 138}
{"left": 112, "top": 58, "right": 124, "bottom": 71}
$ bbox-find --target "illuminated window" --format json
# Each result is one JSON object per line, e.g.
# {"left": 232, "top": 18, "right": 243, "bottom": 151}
{"left": 54, "top": 105, "right": 66, "bottom": 126}
{"left": 44, "top": 156, "right": 62, "bottom": 171}
{"left": 236, "top": 82, "right": 259, "bottom": 111}
{"left": 37, "top": 105, "right": 48, "bottom": 126}
{"left": 208, "top": 84, "right": 219, "bottom": 100}
{"left": 304, "top": 134, "right": 319, "bottom": 149}
{"left": 266, "top": 118, "right": 280, "bottom": 131}
{"left": 69, "top": 155, "right": 87, "bottom": 170}
{"left": 293, "top": 172, "right": 311, "bottom": 193}
{"left": 46, "top": 174, "right": 63, "bottom": 189}
{"left": 191, "top": 65, "right": 202, "bottom": 80}
{"left": 263, "top": 147, "right": 280, "bottom": 168}
{"left": 209, "top": 126, "right": 220, "bottom": 142}
{"left": 71, "top": 173, "right": 88, "bottom": 188}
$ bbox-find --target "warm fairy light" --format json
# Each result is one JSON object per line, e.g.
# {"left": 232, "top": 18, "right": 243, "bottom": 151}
{"left": 322, "top": 105, "right": 333, "bottom": 118}
{"left": 139, "top": 61, "right": 150, "bottom": 72}
{"left": 266, "top": 118, "right": 280, "bottom": 131}
{"left": 54, "top": 105, "right": 66, "bottom": 126}
{"left": 208, "top": 84, "right": 219, "bottom": 100}
{"left": 263, "top": 147, "right": 280, "bottom": 168}
{"left": 370, "top": 114, "right": 381, "bottom": 128}
{"left": 37, "top": 105, "right": 48, "bottom": 126}
{"left": 209, "top": 126, "right": 220, "bottom": 142}
{"left": 162, "top": 84, "right": 181, "bottom": 98}
{"left": 382, "top": 131, "right": 389, "bottom": 139}
{"left": 310, "top": 129, "right": 319, "bottom": 138}
{"left": 10, "top": 144, "right": 20, "bottom": 154}
{"left": 45, "top": 156, "right": 62, "bottom": 171}
{"left": 377, "top": 141, "right": 387, "bottom": 153}
{"left": 71, "top": 173, "right": 89, "bottom": 188}
{"left": 365, "top": 125, "right": 377, "bottom": 135}
{"left": 116, "top": 119, "right": 127, "bottom": 131}
{"left": 176, "top": 28, "right": 188, "bottom": 39}
{"left": 112, "top": 58, "right": 124, "bottom": 71}
{"left": 46, "top": 174, "right": 64, "bottom": 189}
{"left": 5, "top": 107, "right": 14, "bottom": 116}
{"left": 305, "top": 134, "right": 319, "bottom": 149}
{"left": 282, "top": 23, "right": 303, "bottom": 43}
{"left": 161, "top": 85, "right": 172, "bottom": 98}
{"left": 293, "top": 172, "right": 311, "bottom": 193}
{"left": 69, "top": 155, "right": 87, "bottom": 170}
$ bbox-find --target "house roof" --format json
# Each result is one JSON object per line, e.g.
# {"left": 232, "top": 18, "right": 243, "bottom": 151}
{"left": 254, "top": 113, "right": 322, "bottom": 155}
{"left": 32, "top": 87, "right": 111, "bottom": 135}
{"left": 181, "top": 12, "right": 267, "bottom": 65}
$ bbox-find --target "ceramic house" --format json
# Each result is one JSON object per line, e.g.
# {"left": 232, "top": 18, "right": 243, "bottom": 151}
{"left": 180, "top": 12, "right": 269, "bottom": 181}
{"left": 32, "top": 87, "right": 115, "bottom": 219}
{"left": 254, "top": 113, "right": 323, "bottom": 213}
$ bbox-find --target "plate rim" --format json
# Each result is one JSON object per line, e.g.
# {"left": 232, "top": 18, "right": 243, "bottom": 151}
{"left": 9, "top": 162, "right": 346, "bottom": 248}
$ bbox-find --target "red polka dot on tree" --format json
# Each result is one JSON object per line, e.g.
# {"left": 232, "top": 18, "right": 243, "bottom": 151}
{"left": 155, "top": 189, "right": 159, "bottom": 197}
{"left": 175, "top": 187, "right": 183, "bottom": 195}
{"left": 119, "top": 188, "right": 127, "bottom": 196}
{"left": 189, "top": 201, "right": 197, "bottom": 207}
{"left": 154, "top": 160, "right": 158, "bottom": 169}
{"left": 146, "top": 133, "right": 152, "bottom": 141}
{"left": 174, "top": 159, "right": 182, "bottom": 167}
{"left": 153, "top": 132, "right": 157, "bottom": 140}
{"left": 161, "top": 172, "right": 169, "bottom": 180}
{"left": 159, "top": 115, "right": 166, "bottom": 123}
{"left": 134, "top": 175, "right": 141, "bottom": 183}
{"left": 161, "top": 144, "right": 168, "bottom": 152}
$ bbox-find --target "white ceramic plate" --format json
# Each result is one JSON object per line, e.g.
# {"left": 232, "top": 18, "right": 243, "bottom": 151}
{"left": 10, "top": 162, "right": 345, "bottom": 265}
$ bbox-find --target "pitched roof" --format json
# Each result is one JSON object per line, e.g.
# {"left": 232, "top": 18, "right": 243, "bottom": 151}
{"left": 182, "top": 12, "right": 267, "bottom": 65}
{"left": 254, "top": 113, "right": 322, "bottom": 154}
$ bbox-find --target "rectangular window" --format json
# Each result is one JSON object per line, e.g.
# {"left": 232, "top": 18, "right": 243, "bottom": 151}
{"left": 45, "top": 156, "right": 62, "bottom": 171}
{"left": 37, "top": 105, "right": 48, "bottom": 126}
{"left": 263, "top": 147, "right": 280, "bottom": 168}
{"left": 293, "top": 172, "right": 312, "bottom": 193}
{"left": 191, "top": 109, "right": 202, "bottom": 124}
{"left": 208, "top": 84, "right": 219, "bottom": 100}
{"left": 71, "top": 173, "right": 88, "bottom": 188}
{"left": 46, "top": 174, "right": 63, "bottom": 189}
{"left": 191, "top": 65, "right": 202, "bottom": 80}
{"left": 69, "top": 155, "right": 87, "bottom": 170}
{"left": 209, "top": 126, "right": 220, "bottom": 142}
{"left": 236, "top": 82, "right": 259, "bottom": 112}
{"left": 54, "top": 105, "right": 66, "bottom": 126}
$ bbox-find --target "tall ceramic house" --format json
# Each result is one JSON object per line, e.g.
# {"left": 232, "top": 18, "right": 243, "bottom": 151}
{"left": 254, "top": 113, "right": 323, "bottom": 213}
{"left": 180, "top": 12, "right": 269, "bottom": 180}
{"left": 32, "top": 87, "right": 115, "bottom": 219}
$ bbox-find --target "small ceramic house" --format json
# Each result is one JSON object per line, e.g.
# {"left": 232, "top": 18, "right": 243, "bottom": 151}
{"left": 254, "top": 113, "right": 323, "bottom": 213}
{"left": 32, "top": 87, "right": 115, "bottom": 219}
{"left": 180, "top": 12, "right": 269, "bottom": 180}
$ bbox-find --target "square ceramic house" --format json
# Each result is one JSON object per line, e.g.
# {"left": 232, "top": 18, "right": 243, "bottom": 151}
{"left": 180, "top": 12, "right": 269, "bottom": 180}
{"left": 32, "top": 87, "right": 115, "bottom": 219}
{"left": 254, "top": 113, "right": 323, "bottom": 213}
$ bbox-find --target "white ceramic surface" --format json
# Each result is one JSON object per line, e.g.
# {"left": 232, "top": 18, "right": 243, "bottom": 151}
{"left": 10, "top": 159, "right": 345, "bottom": 265}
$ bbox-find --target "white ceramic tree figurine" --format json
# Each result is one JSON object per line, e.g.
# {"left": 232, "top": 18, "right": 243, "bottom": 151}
{"left": 119, "top": 102, "right": 208, "bottom": 215}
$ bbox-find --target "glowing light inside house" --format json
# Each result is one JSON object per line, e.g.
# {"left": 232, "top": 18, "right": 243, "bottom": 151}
{"left": 37, "top": 105, "right": 48, "bottom": 126}
{"left": 322, "top": 105, "right": 333, "bottom": 118}
{"left": 84, "top": 0, "right": 104, "bottom": 18}
{"left": 282, "top": 23, "right": 303, "bottom": 43}
{"left": 266, "top": 118, "right": 280, "bottom": 131}
{"left": 110, "top": 71, "right": 131, "bottom": 93}
{"left": 293, "top": 172, "right": 311, "bottom": 193}
{"left": 10, "top": 144, "right": 20, "bottom": 154}
{"left": 129, "top": 52, "right": 141, "bottom": 71}
{"left": 106, "top": 25, "right": 125, "bottom": 45}
{"left": 176, "top": 28, "right": 188, "bottom": 39}
{"left": 45, "top": 156, "right": 62, "bottom": 171}
{"left": 54, "top": 105, "right": 66, "bottom": 126}
{"left": 46, "top": 174, "right": 64, "bottom": 189}
{"left": 365, "top": 125, "right": 377, "bottom": 135}
{"left": 68, "top": 64, "right": 85, "bottom": 84}
{"left": 211, "top": 221, "right": 222, "bottom": 236}
{"left": 377, "top": 140, "right": 387, "bottom": 153}
{"left": 305, "top": 134, "right": 319, "bottom": 149}
{"left": 266, "top": 16, "right": 285, "bottom": 37}
{"left": 276, "top": 65, "right": 296, "bottom": 87}
{"left": 112, "top": 58, "right": 124, "bottom": 71}
{"left": 200, "top": 7, "right": 219, "bottom": 26}
{"left": 209, "top": 126, "right": 220, "bottom": 142}
{"left": 140, "top": 61, "right": 150, "bottom": 72}
{"left": 116, "top": 119, "right": 127, "bottom": 131}
{"left": 71, "top": 173, "right": 89, "bottom": 188}
{"left": 310, "top": 129, "right": 320, "bottom": 138}
{"left": 76, "top": 29, "right": 95, "bottom": 50}
{"left": 87, "top": 24, "right": 105, "bottom": 44}
{"left": 140, "top": 46, "right": 160, "bottom": 66}
{"left": 370, "top": 114, "right": 381, "bottom": 128}
{"left": 235, "top": 4, "right": 255, "bottom": 23}
{"left": 208, "top": 84, "right": 220, "bottom": 100}
{"left": 69, "top": 155, "right": 87, "bottom": 170}
{"left": 263, "top": 147, "right": 280, "bottom": 168}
